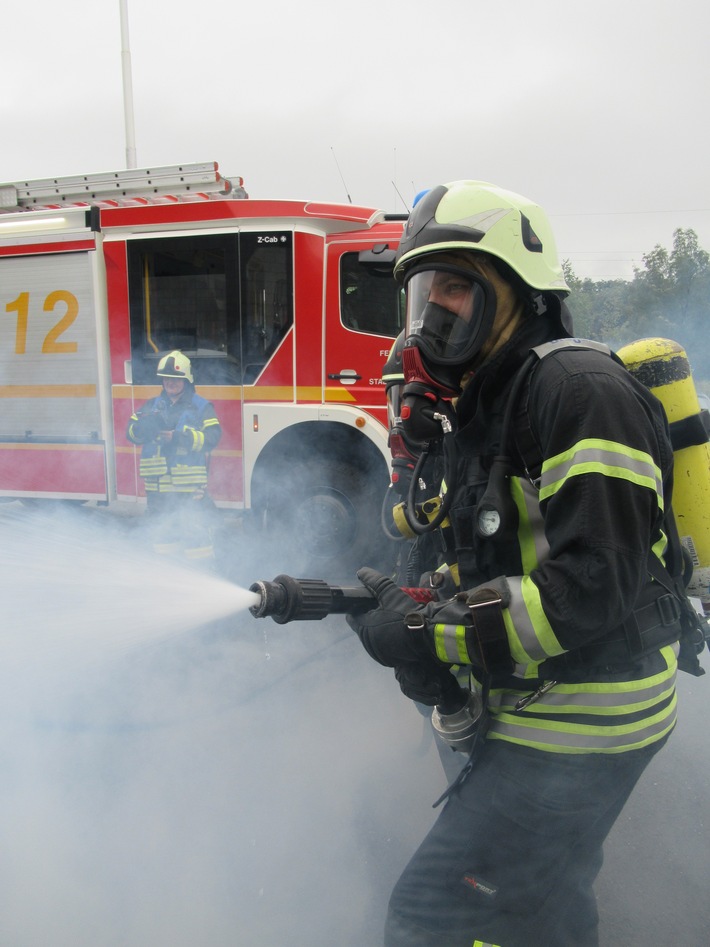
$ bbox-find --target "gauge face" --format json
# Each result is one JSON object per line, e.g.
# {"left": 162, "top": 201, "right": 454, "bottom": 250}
{"left": 477, "top": 507, "right": 501, "bottom": 537}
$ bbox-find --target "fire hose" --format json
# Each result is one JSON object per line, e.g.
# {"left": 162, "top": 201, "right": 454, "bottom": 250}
{"left": 249, "top": 574, "right": 483, "bottom": 753}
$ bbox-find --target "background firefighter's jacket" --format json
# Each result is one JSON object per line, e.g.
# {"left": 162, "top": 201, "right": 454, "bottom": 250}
{"left": 127, "top": 387, "right": 221, "bottom": 493}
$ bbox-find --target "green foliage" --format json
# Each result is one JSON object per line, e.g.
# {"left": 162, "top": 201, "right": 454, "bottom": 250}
{"left": 562, "top": 228, "right": 710, "bottom": 381}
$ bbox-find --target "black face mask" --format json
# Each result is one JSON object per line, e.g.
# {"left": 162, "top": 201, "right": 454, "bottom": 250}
{"left": 402, "top": 264, "right": 498, "bottom": 386}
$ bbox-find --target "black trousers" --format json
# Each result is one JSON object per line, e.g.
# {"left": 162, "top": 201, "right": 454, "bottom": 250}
{"left": 385, "top": 735, "right": 669, "bottom": 947}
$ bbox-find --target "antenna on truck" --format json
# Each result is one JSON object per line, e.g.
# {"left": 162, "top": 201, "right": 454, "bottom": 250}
{"left": 330, "top": 147, "right": 352, "bottom": 204}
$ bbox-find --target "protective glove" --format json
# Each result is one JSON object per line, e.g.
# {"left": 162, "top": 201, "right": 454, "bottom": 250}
{"left": 171, "top": 427, "right": 189, "bottom": 451}
{"left": 180, "top": 426, "right": 205, "bottom": 452}
{"left": 346, "top": 567, "right": 431, "bottom": 667}
{"left": 407, "top": 579, "right": 513, "bottom": 674}
{"left": 418, "top": 567, "right": 458, "bottom": 600}
{"left": 394, "top": 662, "right": 461, "bottom": 707}
{"left": 134, "top": 412, "right": 162, "bottom": 441}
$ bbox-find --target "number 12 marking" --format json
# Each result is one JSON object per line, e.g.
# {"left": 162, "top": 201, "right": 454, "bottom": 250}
{"left": 5, "top": 290, "right": 79, "bottom": 354}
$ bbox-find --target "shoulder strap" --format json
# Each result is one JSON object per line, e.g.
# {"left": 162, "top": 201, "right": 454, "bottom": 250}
{"left": 650, "top": 508, "right": 710, "bottom": 676}
{"left": 513, "top": 339, "right": 614, "bottom": 481}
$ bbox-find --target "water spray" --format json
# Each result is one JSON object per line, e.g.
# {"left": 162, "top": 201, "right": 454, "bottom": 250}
{"left": 248, "top": 574, "right": 483, "bottom": 753}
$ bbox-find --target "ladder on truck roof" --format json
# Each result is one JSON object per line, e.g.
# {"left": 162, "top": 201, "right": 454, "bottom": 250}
{"left": 0, "top": 161, "right": 246, "bottom": 212}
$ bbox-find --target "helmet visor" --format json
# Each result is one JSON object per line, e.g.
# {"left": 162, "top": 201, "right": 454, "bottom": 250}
{"left": 403, "top": 265, "right": 494, "bottom": 366}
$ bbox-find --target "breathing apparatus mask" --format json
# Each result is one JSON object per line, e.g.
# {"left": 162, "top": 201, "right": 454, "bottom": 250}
{"left": 388, "top": 178, "right": 571, "bottom": 540}
{"left": 385, "top": 261, "right": 496, "bottom": 535}
{"left": 399, "top": 260, "right": 496, "bottom": 430}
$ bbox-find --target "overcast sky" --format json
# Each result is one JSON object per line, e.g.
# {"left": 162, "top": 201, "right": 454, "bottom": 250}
{"left": 3, "top": 0, "right": 709, "bottom": 280}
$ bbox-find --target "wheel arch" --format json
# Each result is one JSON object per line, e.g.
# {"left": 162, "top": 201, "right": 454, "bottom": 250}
{"left": 250, "top": 418, "right": 389, "bottom": 507}
{"left": 249, "top": 418, "right": 394, "bottom": 578}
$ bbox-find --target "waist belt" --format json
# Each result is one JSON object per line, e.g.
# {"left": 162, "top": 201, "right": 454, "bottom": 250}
{"left": 542, "top": 591, "right": 682, "bottom": 672}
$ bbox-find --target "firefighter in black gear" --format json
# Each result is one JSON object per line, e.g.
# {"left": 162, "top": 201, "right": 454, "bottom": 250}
{"left": 347, "top": 181, "right": 682, "bottom": 947}
{"left": 127, "top": 351, "right": 222, "bottom": 561}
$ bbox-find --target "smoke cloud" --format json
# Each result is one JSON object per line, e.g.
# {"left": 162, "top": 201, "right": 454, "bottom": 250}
{"left": 0, "top": 503, "right": 444, "bottom": 946}
{"left": 0, "top": 502, "right": 707, "bottom": 946}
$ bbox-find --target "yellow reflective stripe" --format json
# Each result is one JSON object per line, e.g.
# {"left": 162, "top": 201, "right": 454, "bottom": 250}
{"left": 202, "top": 417, "right": 220, "bottom": 428}
{"left": 473, "top": 941, "right": 501, "bottom": 947}
{"left": 511, "top": 476, "right": 547, "bottom": 574}
{"left": 539, "top": 438, "right": 663, "bottom": 506}
{"left": 486, "top": 647, "right": 678, "bottom": 752}
{"left": 171, "top": 475, "right": 207, "bottom": 486}
{"left": 504, "top": 576, "right": 564, "bottom": 663}
{"left": 433, "top": 623, "right": 470, "bottom": 664}
{"left": 486, "top": 698, "right": 676, "bottom": 753}
{"left": 495, "top": 670, "right": 676, "bottom": 716}
{"left": 140, "top": 457, "right": 168, "bottom": 477}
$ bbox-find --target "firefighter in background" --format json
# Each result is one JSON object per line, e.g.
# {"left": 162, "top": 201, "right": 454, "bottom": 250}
{"left": 127, "top": 350, "right": 222, "bottom": 560}
{"left": 348, "top": 181, "right": 682, "bottom": 946}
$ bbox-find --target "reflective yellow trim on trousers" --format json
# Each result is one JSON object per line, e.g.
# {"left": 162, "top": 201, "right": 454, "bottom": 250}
{"left": 472, "top": 941, "right": 501, "bottom": 947}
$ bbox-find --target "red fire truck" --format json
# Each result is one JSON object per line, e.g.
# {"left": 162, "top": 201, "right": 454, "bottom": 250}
{"left": 0, "top": 162, "right": 405, "bottom": 574}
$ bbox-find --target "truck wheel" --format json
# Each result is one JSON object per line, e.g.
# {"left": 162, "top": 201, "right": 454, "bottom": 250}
{"left": 259, "top": 457, "right": 394, "bottom": 581}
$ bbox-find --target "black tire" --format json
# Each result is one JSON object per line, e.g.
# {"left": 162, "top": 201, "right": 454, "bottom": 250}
{"left": 258, "top": 456, "right": 395, "bottom": 582}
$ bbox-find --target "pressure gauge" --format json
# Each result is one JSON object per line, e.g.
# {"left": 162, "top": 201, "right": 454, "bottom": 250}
{"left": 477, "top": 506, "right": 501, "bottom": 537}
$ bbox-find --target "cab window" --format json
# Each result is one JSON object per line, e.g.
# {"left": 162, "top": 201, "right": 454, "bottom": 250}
{"left": 340, "top": 252, "right": 404, "bottom": 337}
{"left": 127, "top": 232, "right": 293, "bottom": 384}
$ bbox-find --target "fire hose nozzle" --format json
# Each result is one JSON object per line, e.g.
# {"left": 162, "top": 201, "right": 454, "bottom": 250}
{"left": 249, "top": 575, "right": 377, "bottom": 624}
{"left": 248, "top": 574, "right": 475, "bottom": 740}
{"left": 248, "top": 574, "right": 439, "bottom": 624}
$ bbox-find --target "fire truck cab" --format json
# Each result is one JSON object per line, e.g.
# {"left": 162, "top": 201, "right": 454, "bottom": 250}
{"left": 0, "top": 162, "right": 405, "bottom": 575}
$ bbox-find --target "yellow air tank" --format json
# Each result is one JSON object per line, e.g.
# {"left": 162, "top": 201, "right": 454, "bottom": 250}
{"left": 617, "top": 338, "right": 710, "bottom": 607}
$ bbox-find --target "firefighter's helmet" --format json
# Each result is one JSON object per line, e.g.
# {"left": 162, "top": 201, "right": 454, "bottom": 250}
{"left": 393, "top": 181, "right": 569, "bottom": 294}
{"left": 157, "top": 350, "right": 193, "bottom": 384}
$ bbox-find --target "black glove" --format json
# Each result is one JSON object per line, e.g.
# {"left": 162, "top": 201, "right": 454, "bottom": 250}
{"left": 346, "top": 567, "right": 431, "bottom": 667}
{"left": 394, "top": 663, "right": 458, "bottom": 706}
{"left": 135, "top": 412, "right": 162, "bottom": 441}
{"left": 418, "top": 568, "right": 458, "bottom": 600}
{"left": 172, "top": 427, "right": 190, "bottom": 450}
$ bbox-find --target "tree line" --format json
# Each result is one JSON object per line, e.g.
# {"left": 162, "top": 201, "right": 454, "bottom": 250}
{"left": 562, "top": 228, "right": 710, "bottom": 386}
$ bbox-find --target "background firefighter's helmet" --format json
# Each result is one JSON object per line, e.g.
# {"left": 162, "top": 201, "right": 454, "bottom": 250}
{"left": 394, "top": 181, "right": 570, "bottom": 294}
{"left": 157, "top": 350, "right": 194, "bottom": 384}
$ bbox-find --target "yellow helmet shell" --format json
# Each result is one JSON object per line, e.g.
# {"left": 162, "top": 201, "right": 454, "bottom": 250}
{"left": 394, "top": 181, "right": 569, "bottom": 294}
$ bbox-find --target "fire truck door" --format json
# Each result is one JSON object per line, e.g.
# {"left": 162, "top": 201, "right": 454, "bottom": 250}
{"left": 0, "top": 250, "right": 110, "bottom": 500}
{"left": 123, "top": 230, "right": 294, "bottom": 507}
{"left": 325, "top": 244, "right": 402, "bottom": 408}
